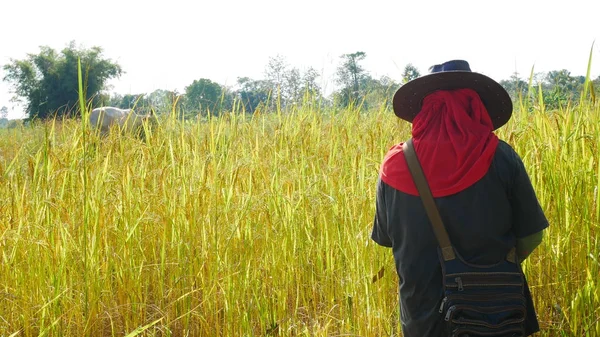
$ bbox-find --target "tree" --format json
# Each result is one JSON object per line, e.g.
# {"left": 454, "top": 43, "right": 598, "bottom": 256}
{"left": 0, "top": 106, "right": 8, "bottom": 119}
{"left": 499, "top": 71, "right": 529, "bottom": 102}
{"left": 363, "top": 76, "right": 400, "bottom": 111}
{"left": 592, "top": 75, "right": 600, "bottom": 102}
{"left": 236, "top": 77, "right": 272, "bottom": 113}
{"left": 263, "top": 55, "right": 287, "bottom": 109}
{"left": 109, "top": 89, "right": 183, "bottom": 115}
{"left": 108, "top": 93, "right": 149, "bottom": 109}
{"left": 401, "top": 64, "right": 421, "bottom": 84}
{"left": 280, "top": 67, "right": 322, "bottom": 108}
{"left": 283, "top": 67, "right": 301, "bottom": 106}
{"left": 335, "top": 52, "right": 368, "bottom": 108}
{"left": 184, "top": 78, "right": 227, "bottom": 116}
{"left": 500, "top": 69, "right": 590, "bottom": 110}
{"left": 263, "top": 55, "right": 322, "bottom": 109}
{"left": 147, "top": 89, "right": 182, "bottom": 113}
{"left": 265, "top": 55, "right": 287, "bottom": 92}
{"left": 290, "top": 67, "right": 322, "bottom": 107}
{"left": 2, "top": 41, "right": 122, "bottom": 119}
{"left": 302, "top": 67, "right": 321, "bottom": 96}
{"left": 539, "top": 70, "right": 584, "bottom": 108}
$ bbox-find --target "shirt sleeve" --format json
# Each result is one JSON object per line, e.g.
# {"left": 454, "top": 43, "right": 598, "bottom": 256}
{"left": 516, "top": 230, "right": 544, "bottom": 260}
{"left": 509, "top": 149, "right": 549, "bottom": 238}
{"left": 371, "top": 177, "right": 393, "bottom": 247}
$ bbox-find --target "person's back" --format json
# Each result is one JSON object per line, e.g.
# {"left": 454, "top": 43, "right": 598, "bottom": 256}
{"left": 372, "top": 60, "right": 548, "bottom": 337}
{"left": 372, "top": 140, "right": 547, "bottom": 336}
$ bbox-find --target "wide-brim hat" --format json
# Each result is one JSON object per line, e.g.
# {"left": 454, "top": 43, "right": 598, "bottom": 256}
{"left": 392, "top": 60, "right": 512, "bottom": 130}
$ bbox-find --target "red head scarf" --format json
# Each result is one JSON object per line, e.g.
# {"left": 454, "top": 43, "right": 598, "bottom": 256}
{"left": 380, "top": 88, "right": 499, "bottom": 197}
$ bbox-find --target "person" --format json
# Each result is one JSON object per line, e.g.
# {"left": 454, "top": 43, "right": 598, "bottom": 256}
{"left": 371, "top": 60, "right": 548, "bottom": 336}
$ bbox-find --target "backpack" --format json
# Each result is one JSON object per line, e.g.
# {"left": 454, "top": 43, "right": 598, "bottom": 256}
{"left": 403, "top": 139, "right": 527, "bottom": 337}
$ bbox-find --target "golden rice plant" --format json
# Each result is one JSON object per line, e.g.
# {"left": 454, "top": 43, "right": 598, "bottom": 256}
{"left": 0, "top": 59, "right": 598, "bottom": 336}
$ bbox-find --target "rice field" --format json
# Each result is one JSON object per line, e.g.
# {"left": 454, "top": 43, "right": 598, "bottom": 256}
{"left": 0, "top": 91, "right": 599, "bottom": 336}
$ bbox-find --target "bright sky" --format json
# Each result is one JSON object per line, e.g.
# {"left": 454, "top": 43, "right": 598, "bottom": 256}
{"left": 1, "top": 0, "right": 598, "bottom": 119}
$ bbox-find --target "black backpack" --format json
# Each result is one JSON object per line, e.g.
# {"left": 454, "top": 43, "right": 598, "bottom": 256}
{"left": 403, "top": 139, "right": 527, "bottom": 337}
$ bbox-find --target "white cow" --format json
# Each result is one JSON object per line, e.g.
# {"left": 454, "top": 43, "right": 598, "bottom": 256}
{"left": 89, "top": 107, "right": 154, "bottom": 136}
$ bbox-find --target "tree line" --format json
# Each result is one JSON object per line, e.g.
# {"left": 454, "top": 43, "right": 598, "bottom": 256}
{"left": 2, "top": 41, "right": 599, "bottom": 121}
{"left": 499, "top": 69, "right": 598, "bottom": 109}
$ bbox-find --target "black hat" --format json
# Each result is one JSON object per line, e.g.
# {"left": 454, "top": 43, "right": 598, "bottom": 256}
{"left": 392, "top": 60, "right": 512, "bottom": 130}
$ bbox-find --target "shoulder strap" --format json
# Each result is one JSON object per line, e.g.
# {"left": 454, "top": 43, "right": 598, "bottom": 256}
{"left": 402, "top": 139, "right": 456, "bottom": 261}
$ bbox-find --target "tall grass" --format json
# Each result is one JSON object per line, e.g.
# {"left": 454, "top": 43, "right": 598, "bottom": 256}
{"left": 0, "top": 76, "right": 599, "bottom": 336}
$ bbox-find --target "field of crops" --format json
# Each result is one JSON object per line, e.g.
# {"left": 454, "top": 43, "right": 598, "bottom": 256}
{"left": 0, "top": 98, "right": 599, "bottom": 336}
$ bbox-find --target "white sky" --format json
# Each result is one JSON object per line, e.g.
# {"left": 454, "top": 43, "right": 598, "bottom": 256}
{"left": 1, "top": 0, "right": 599, "bottom": 119}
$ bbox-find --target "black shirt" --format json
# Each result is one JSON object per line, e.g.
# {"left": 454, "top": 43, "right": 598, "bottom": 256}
{"left": 371, "top": 140, "right": 549, "bottom": 336}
